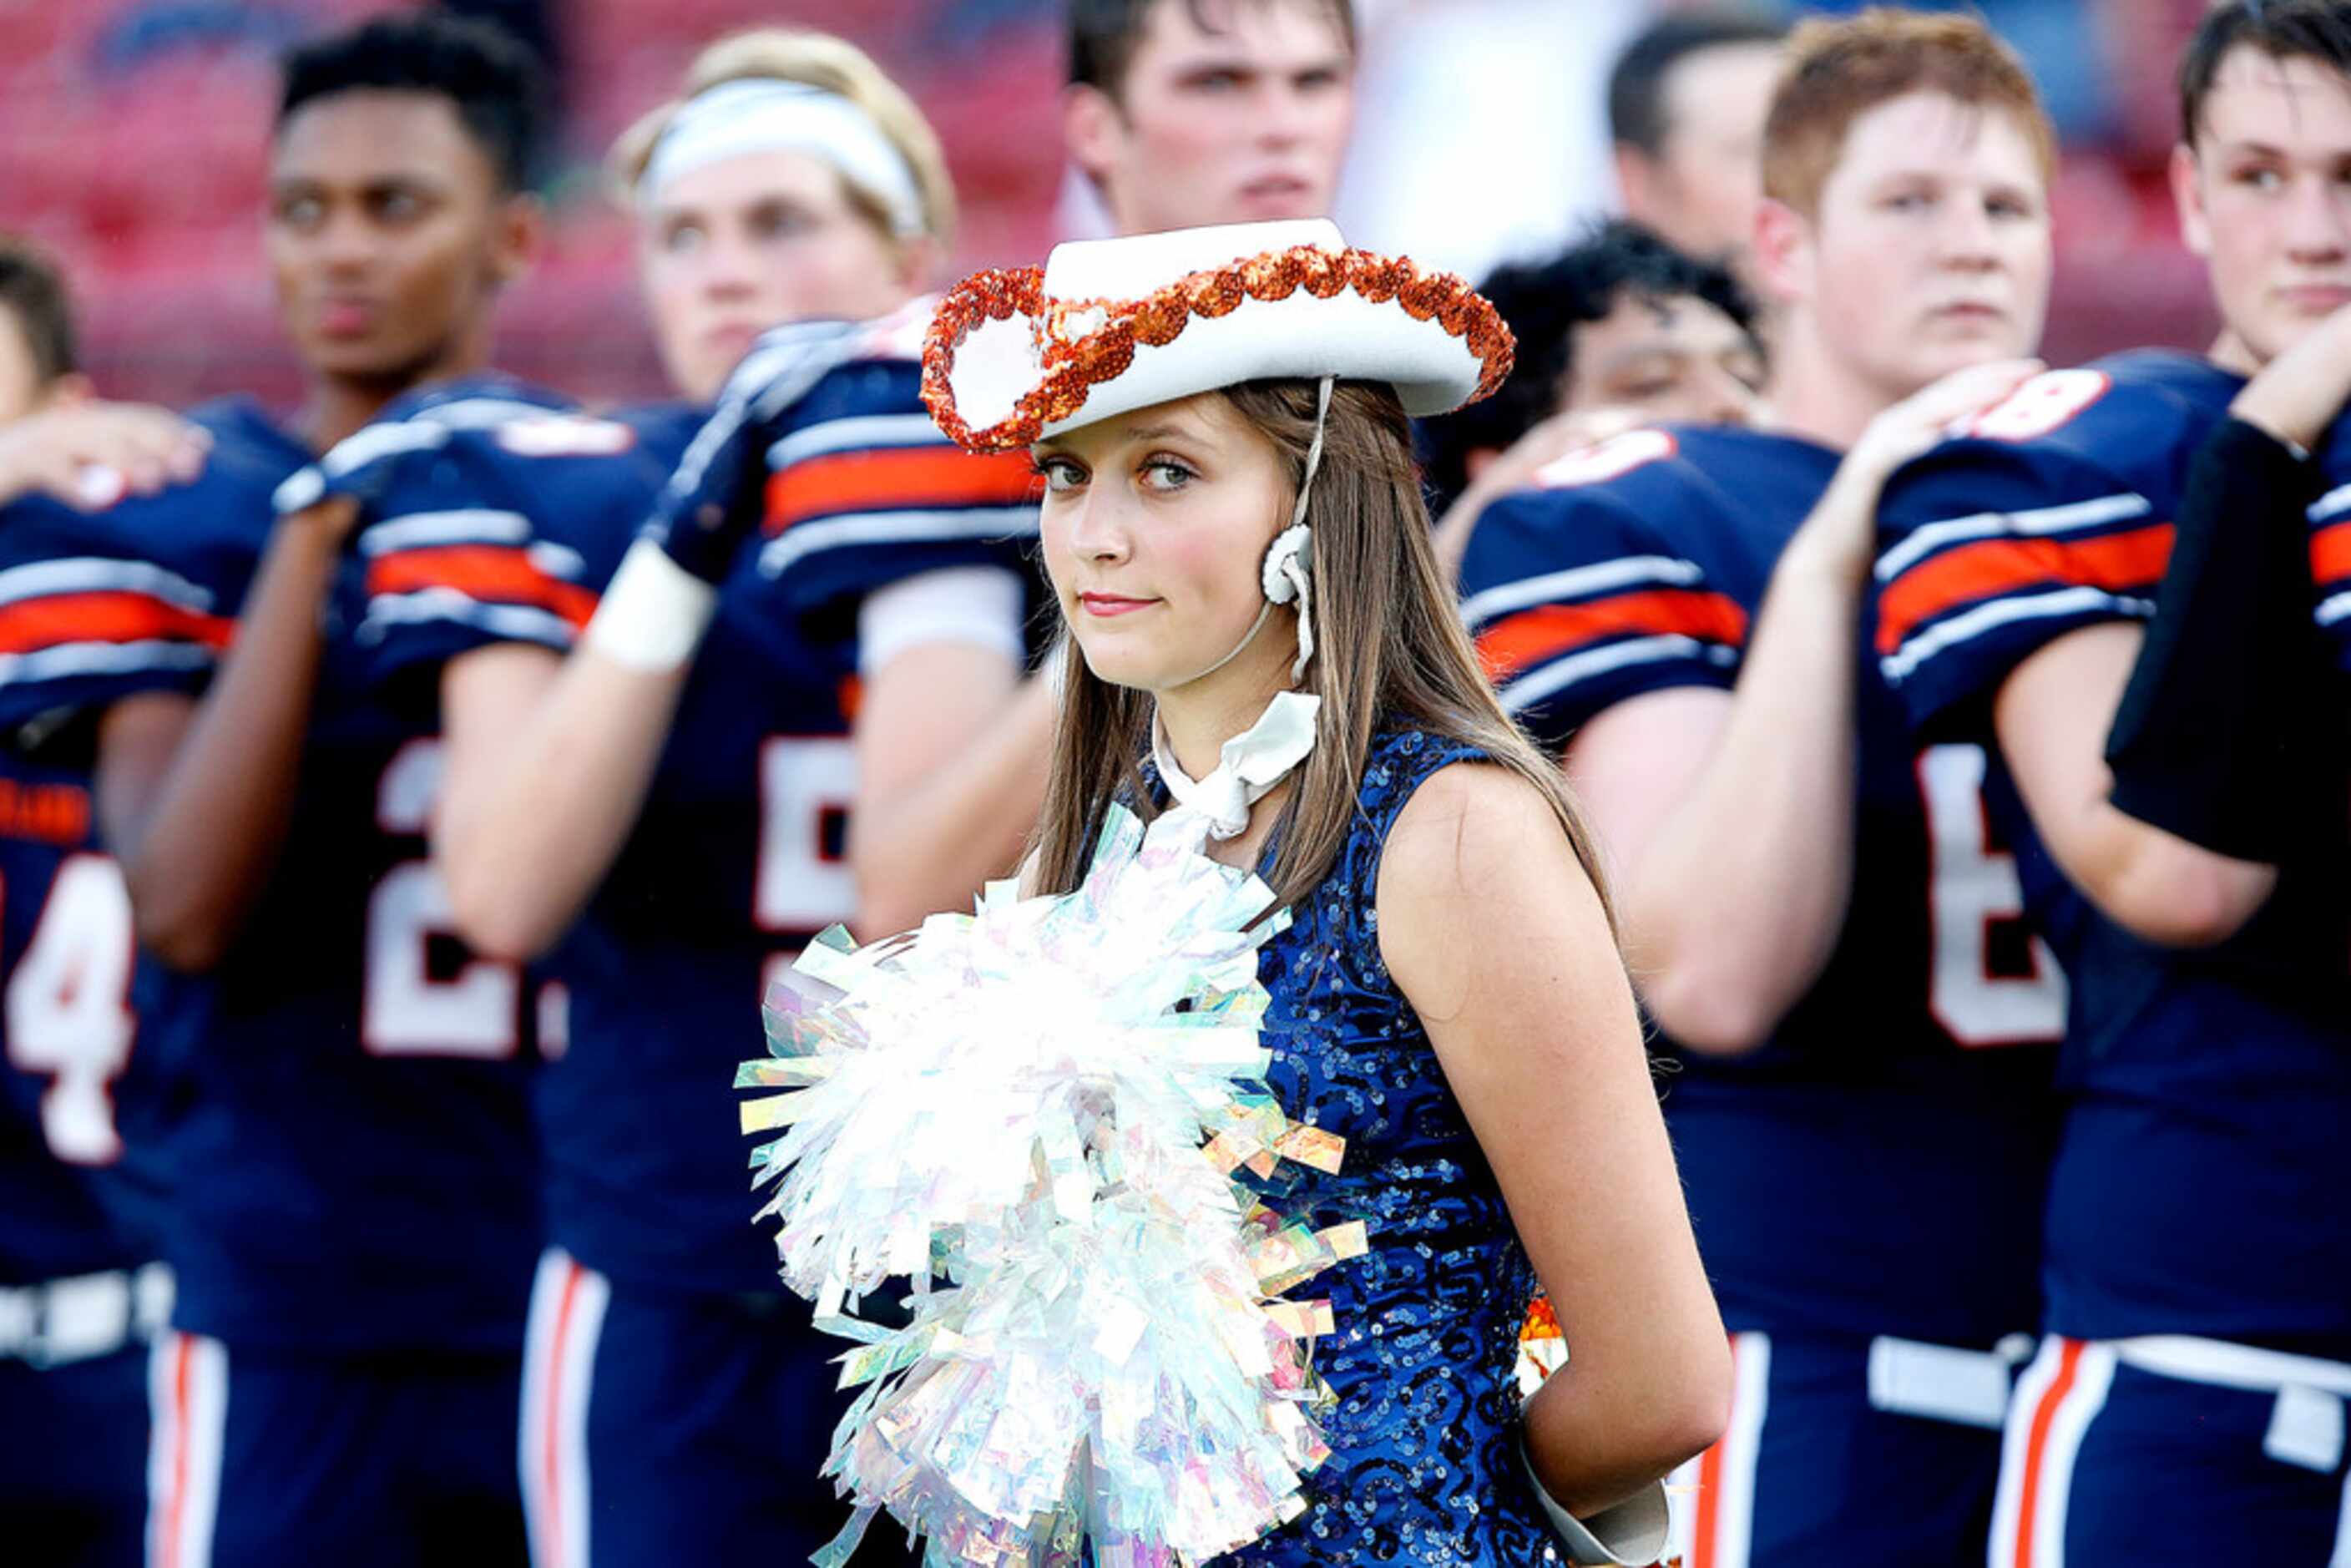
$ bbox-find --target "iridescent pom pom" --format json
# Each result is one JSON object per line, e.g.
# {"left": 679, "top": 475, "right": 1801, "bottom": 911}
{"left": 737, "top": 805, "right": 1363, "bottom": 1566}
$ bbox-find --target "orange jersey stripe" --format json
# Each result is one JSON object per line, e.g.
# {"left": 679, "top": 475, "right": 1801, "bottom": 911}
{"left": 369, "top": 545, "right": 598, "bottom": 631}
{"left": 2312, "top": 519, "right": 2351, "bottom": 585}
{"left": 765, "top": 447, "right": 1039, "bottom": 534}
{"left": 1876, "top": 523, "right": 2174, "bottom": 656}
{"left": 0, "top": 589, "right": 231, "bottom": 657}
{"left": 1475, "top": 589, "right": 1747, "bottom": 683}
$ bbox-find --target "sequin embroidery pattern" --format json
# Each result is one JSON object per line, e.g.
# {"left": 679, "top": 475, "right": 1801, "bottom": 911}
{"left": 1221, "top": 728, "right": 1560, "bottom": 1566}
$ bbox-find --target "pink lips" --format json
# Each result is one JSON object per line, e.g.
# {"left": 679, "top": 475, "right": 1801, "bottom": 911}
{"left": 2280, "top": 285, "right": 2351, "bottom": 315}
{"left": 317, "top": 299, "right": 378, "bottom": 338}
{"left": 1079, "top": 593, "right": 1157, "bottom": 618}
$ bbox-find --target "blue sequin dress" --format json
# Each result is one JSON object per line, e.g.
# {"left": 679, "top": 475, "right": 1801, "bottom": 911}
{"left": 1220, "top": 727, "right": 1563, "bottom": 1566}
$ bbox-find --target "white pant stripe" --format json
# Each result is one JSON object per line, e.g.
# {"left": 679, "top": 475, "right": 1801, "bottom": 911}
{"left": 2330, "top": 1464, "right": 2351, "bottom": 1568}
{"left": 146, "top": 1331, "right": 226, "bottom": 1568}
{"left": 1712, "top": 1331, "right": 1772, "bottom": 1568}
{"left": 2023, "top": 1341, "right": 2116, "bottom": 1568}
{"left": 1989, "top": 1340, "right": 2061, "bottom": 1568}
{"left": 520, "top": 1248, "right": 609, "bottom": 1568}
{"left": 1667, "top": 1331, "right": 1771, "bottom": 1568}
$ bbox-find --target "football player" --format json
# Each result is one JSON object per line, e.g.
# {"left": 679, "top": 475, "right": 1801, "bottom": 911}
{"left": 0, "top": 240, "right": 190, "bottom": 1568}
{"left": 0, "top": 17, "right": 566, "bottom": 1565}
{"left": 1459, "top": 13, "right": 2062, "bottom": 1564}
{"left": 305, "top": 32, "right": 1047, "bottom": 1566}
{"left": 1064, "top": 0, "right": 1356, "bottom": 235}
{"left": 1868, "top": 3, "right": 2351, "bottom": 1560}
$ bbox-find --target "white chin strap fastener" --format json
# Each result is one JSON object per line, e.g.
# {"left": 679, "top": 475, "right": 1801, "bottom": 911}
{"left": 1264, "top": 374, "right": 1332, "bottom": 683}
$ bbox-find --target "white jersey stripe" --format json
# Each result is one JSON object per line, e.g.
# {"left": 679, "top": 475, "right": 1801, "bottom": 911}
{"left": 360, "top": 591, "right": 576, "bottom": 652}
{"left": 767, "top": 412, "right": 949, "bottom": 471}
{"left": 1459, "top": 555, "right": 1705, "bottom": 630}
{"left": 1879, "top": 585, "right": 2151, "bottom": 685}
{"left": 1496, "top": 633, "right": 1736, "bottom": 716}
{"left": 2317, "top": 592, "right": 2351, "bottom": 630}
{"left": 2310, "top": 484, "right": 2351, "bottom": 524}
{"left": 0, "top": 639, "right": 215, "bottom": 686}
{"left": 0, "top": 556, "right": 215, "bottom": 612}
{"left": 358, "top": 509, "right": 533, "bottom": 557}
{"left": 1874, "top": 493, "right": 2152, "bottom": 584}
{"left": 756, "top": 504, "right": 1039, "bottom": 579}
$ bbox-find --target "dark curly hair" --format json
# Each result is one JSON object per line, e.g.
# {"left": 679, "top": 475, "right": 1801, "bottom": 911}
{"left": 1420, "top": 220, "right": 1757, "bottom": 506}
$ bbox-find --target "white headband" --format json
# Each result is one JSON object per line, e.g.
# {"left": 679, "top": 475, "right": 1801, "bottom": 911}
{"left": 638, "top": 78, "right": 928, "bottom": 239}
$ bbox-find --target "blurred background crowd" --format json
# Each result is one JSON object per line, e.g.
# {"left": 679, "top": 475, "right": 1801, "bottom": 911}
{"left": 0, "top": 0, "right": 2246, "bottom": 407}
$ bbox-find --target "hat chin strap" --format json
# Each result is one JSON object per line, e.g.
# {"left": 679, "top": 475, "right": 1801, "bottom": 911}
{"left": 1146, "top": 377, "right": 1334, "bottom": 847}
{"left": 1165, "top": 376, "right": 1333, "bottom": 690}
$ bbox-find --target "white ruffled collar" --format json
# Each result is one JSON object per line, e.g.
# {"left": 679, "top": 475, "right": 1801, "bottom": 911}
{"left": 1150, "top": 690, "right": 1321, "bottom": 843}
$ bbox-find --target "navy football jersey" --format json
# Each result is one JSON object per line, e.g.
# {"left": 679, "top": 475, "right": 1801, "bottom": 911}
{"left": 0, "top": 383, "right": 566, "bottom": 1355}
{"left": 1460, "top": 424, "right": 2064, "bottom": 1346}
{"left": 361, "top": 315, "right": 1043, "bottom": 1297}
{"left": 0, "top": 397, "right": 294, "bottom": 1293}
{"left": 0, "top": 751, "right": 156, "bottom": 1286}
{"left": 1874, "top": 351, "right": 2351, "bottom": 1356}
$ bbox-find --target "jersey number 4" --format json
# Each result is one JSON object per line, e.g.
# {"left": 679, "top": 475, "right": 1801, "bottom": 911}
{"left": 4, "top": 854, "right": 136, "bottom": 1164}
{"left": 1920, "top": 744, "right": 2067, "bottom": 1046}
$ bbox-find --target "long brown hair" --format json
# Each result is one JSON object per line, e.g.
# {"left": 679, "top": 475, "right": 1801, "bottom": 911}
{"left": 1030, "top": 377, "right": 1615, "bottom": 928}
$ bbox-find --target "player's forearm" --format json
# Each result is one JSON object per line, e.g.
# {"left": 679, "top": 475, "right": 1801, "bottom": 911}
{"left": 2055, "top": 795, "right": 2276, "bottom": 948}
{"left": 436, "top": 650, "right": 691, "bottom": 962}
{"left": 850, "top": 677, "right": 1054, "bottom": 938}
{"left": 1621, "top": 539, "right": 1864, "bottom": 1053}
{"left": 115, "top": 516, "right": 342, "bottom": 970}
{"left": 1998, "top": 627, "right": 2278, "bottom": 948}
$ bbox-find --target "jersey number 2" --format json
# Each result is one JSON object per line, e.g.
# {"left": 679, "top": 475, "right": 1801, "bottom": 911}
{"left": 5, "top": 855, "right": 136, "bottom": 1164}
{"left": 1920, "top": 744, "right": 2067, "bottom": 1046}
{"left": 365, "top": 741, "right": 522, "bottom": 1058}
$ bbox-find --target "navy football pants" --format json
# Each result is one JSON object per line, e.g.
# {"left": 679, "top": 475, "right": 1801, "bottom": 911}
{"left": 1994, "top": 1336, "right": 2351, "bottom": 1567}
{"left": 1670, "top": 1328, "right": 2013, "bottom": 1567}
{"left": 0, "top": 1346, "right": 147, "bottom": 1565}
{"left": 519, "top": 1248, "right": 901, "bottom": 1568}
{"left": 146, "top": 1331, "right": 527, "bottom": 1568}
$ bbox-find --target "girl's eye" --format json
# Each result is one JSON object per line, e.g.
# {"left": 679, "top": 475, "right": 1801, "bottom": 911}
{"left": 662, "top": 223, "right": 705, "bottom": 255}
{"left": 1141, "top": 458, "right": 1195, "bottom": 492}
{"left": 1033, "top": 456, "right": 1085, "bottom": 492}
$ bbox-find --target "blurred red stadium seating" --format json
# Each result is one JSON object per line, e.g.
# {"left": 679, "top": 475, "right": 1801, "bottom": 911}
{"left": 0, "top": 0, "right": 2217, "bottom": 410}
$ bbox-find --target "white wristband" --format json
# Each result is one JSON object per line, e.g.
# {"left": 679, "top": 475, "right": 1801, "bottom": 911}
{"left": 1520, "top": 1446, "right": 1672, "bottom": 1566}
{"left": 583, "top": 538, "right": 720, "bottom": 672}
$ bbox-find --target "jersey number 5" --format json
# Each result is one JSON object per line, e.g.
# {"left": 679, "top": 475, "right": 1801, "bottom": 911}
{"left": 5, "top": 854, "right": 136, "bottom": 1164}
{"left": 1920, "top": 743, "right": 2067, "bottom": 1046}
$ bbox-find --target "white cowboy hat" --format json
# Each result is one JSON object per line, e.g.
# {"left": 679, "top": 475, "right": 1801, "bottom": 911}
{"left": 921, "top": 219, "right": 1513, "bottom": 452}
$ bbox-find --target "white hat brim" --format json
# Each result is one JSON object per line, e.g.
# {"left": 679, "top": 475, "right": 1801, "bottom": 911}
{"left": 922, "top": 240, "right": 1513, "bottom": 452}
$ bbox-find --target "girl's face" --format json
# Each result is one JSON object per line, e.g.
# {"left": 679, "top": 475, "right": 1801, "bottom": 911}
{"left": 1034, "top": 392, "right": 1293, "bottom": 696}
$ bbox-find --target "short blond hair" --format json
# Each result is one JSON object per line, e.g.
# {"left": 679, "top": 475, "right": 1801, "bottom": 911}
{"left": 612, "top": 29, "right": 957, "bottom": 246}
